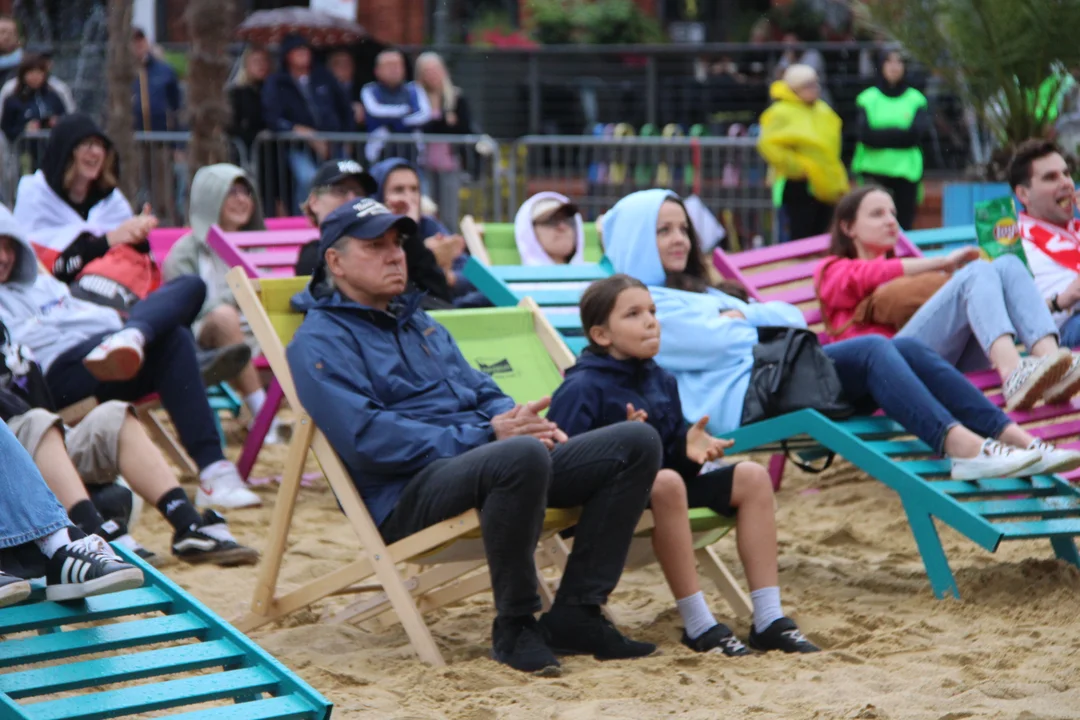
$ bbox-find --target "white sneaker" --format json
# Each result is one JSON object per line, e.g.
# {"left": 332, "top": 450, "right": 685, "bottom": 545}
{"left": 950, "top": 439, "right": 1043, "bottom": 480}
{"left": 196, "top": 460, "right": 262, "bottom": 509}
{"left": 1003, "top": 350, "right": 1073, "bottom": 412}
{"left": 1044, "top": 353, "right": 1080, "bottom": 406}
{"left": 1022, "top": 439, "right": 1080, "bottom": 475}
{"left": 82, "top": 328, "right": 145, "bottom": 382}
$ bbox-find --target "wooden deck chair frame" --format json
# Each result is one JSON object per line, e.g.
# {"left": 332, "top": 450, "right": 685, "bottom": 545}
{"left": 227, "top": 269, "right": 576, "bottom": 666}
{"left": 460, "top": 215, "right": 491, "bottom": 265}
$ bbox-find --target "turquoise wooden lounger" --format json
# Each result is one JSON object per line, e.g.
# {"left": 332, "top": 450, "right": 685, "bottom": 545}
{"left": 462, "top": 256, "right": 613, "bottom": 356}
{"left": 724, "top": 409, "right": 1080, "bottom": 600}
{"left": 0, "top": 546, "right": 331, "bottom": 719}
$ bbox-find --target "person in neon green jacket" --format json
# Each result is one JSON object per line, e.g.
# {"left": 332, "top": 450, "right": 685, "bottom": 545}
{"left": 757, "top": 64, "right": 849, "bottom": 241}
{"left": 851, "top": 50, "right": 928, "bottom": 230}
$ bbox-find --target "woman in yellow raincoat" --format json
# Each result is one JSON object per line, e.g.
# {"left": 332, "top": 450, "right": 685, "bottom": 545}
{"left": 757, "top": 64, "right": 849, "bottom": 241}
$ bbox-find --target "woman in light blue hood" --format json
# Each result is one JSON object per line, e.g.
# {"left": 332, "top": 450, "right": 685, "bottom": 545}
{"left": 602, "top": 190, "right": 1075, "bottom": 481}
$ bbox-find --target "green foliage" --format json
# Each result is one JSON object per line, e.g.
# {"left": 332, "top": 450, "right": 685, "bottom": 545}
{"left": 865, "top": 0, "right": 1080, "bottom": 160}
{"left": 529, "top": 0, "right": 665, "bottom": 45}
{"left": 529, "top": 0, "right": 577, "bottom": 44}
{"left": 576, "top": 0, "right": 665, "bottom": 44}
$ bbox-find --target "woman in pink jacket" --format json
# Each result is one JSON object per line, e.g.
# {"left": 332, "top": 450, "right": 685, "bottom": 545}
{"left": 815, "top": 185, "right": 1080, "bottom": 412}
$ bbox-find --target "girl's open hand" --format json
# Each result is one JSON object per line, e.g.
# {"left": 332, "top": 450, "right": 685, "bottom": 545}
{"left": 686, "top": 416, "right": 735, "bottom": 464}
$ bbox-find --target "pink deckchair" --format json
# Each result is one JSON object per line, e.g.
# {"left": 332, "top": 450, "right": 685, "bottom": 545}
{"left": 206, "top": 224, "right": 319, "bottom": 483}
{"left": 147, "top": 218, "right": 309, "bottom": 263}
{"left": 713, "top": 234, "right": 1080, "bottom": 488}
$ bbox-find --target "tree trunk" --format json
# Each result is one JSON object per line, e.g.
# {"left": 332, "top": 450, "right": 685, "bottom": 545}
{"left": 106, "top": 0, "right": 137, "bottom": 204}
{"left": 186, "top": 0, "right": 236, "bottom": 184}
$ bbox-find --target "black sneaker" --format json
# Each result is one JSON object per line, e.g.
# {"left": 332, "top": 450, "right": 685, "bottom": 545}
{"left": 491, "top": 615, "right": 561, "bottom": 676}
{"left": 539, "top": 604, "right": 656, "bottom": 661}
{"left": 172, "top": 510, "right": 259, "bottom": 566}
{"left": 0, "top": 571, "right": 31, "bottom": 608}
{"left": 198, "top": 344, "right": 252, "bottom": 386}
{"left": 681, "top": 623, "right": 750, "bottom": 656}
{"left": 748, "top": 617, "right": 820, "bottom": 653}
{"left": 96, "top": 519, "right": 165, "bottom": 568}
{"left": 45, "top": 535, "right": 144, "bottom": 602}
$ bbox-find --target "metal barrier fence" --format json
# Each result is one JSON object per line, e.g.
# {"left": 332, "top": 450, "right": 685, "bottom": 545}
{"left": 249, "top": 131, "right": 501, "bottom": 224}
{"left": 6, "top": 132, "right": 249, "bottom": 227}
{"left": 2, "top": 129, "right": 775, "bottom": 245}
{"left": 509, "top": 135, "right": 776, "bottom": 245}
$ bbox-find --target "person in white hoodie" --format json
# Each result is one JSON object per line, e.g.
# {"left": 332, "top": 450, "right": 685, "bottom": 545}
{"left": 0, "top": 206, "right": 261, "bottom": 510}
{"left": 513, "top": 192, "right": 586, "bottom": 266}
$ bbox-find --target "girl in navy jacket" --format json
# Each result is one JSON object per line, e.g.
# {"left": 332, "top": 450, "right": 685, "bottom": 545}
{"left": 548, "top": 274, "right": 818, "bottom": 656}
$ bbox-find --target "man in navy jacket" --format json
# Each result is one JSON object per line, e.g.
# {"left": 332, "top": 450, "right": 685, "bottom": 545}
{"left": 287, "top": 199, "right": 662, "bottom": 674}
{"left": 262, "top": 34, "right": 352, "bottom": 212}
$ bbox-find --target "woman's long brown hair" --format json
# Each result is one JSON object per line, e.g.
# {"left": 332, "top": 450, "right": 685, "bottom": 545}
{"left": 661, "top": 196, "right": 749, "bottom": 301}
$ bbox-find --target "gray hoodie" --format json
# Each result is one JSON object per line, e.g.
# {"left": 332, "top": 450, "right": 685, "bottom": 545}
{"left": 163, "top": 164, "right": 265, "bottom": 321}
{"left": 0, "top": 206, "right": 122, "bottom": 373}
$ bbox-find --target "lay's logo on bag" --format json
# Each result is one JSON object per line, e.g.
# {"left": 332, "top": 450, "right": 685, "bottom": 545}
{"left": 993, "top": 217, "right": 1020, "bottom": 245}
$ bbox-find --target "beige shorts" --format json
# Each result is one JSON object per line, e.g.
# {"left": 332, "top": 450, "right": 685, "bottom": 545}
{"left": 8, "top": 401, "right": 134, "bottom": 486}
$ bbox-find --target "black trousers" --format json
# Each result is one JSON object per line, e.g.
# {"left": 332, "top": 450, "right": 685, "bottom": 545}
{"left": 379, "top": 423, "right": 662, "bottom": 617}
{"left": 782, "top": 180, "right": 835, "bottom": 241}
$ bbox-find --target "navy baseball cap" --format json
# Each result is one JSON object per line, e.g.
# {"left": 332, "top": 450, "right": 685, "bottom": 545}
{"left": 312, "top": 159, "right": 378, "bottom": 196}
{"left": 317, "top": 198, "right": 417, "bottom": 260}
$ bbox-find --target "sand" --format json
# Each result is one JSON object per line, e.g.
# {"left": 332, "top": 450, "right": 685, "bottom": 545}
{"left": 133, "top": 426, "right": 1080, "bottom": 720}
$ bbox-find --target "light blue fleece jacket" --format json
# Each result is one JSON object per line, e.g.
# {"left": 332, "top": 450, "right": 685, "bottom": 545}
{"left": 602, "top": 189, "right": 807, "bottom": 434}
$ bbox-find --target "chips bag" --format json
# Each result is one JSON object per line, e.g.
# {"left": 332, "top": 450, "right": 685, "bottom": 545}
{"left": 974, "top": 196, "right": 1028, "bottom": 268}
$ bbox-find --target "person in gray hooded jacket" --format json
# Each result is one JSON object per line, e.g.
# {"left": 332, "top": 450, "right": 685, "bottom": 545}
{"left": 163, "top": 164, "right": 276, "bottom": 430}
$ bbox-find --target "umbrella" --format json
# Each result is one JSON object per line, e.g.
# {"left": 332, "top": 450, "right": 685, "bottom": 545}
{"left": 236, "top": 7, "right": 368, "bottom": 48}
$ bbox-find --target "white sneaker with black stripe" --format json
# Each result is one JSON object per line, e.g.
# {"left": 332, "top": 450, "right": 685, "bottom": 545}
{"left": 45, "top": 535, "right": 144, "bottom": 602}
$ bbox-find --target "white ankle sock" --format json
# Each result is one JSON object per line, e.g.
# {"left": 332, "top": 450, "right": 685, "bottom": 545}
{"left": 676, "top": 591, "right": 718, "bottom": 640}
{"left": 34, "top": 528, "right": 72, "bottom": 558}
{"left": 244, "top": 388, "right": 267, "bottom": 416}
{"left": 751, "top": 586, "right": 784, "bottom": 634}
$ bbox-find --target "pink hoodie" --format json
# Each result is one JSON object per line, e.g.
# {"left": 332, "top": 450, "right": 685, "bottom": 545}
{"left": 814, "top": 255, "right": 905, "bottom": 342}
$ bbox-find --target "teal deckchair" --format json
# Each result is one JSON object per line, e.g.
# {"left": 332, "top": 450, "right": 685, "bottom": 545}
{"left": 0, "top": 546, "right": 331, "bottom": 719}
{"left": 907, "top": 225, "right": 977, "bottom": 257}
{"left": 460, "top": 256, "right": 610, "bottom": 356}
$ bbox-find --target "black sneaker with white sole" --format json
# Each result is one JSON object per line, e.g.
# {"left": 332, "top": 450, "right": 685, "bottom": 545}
{"left": 171, "top": 510, "right": 259, "bottom": 566}
{"left": 0, "top": 571, "right": 31, "bottom": 608}
{"left": 748, "top": 617, "right": 820, "bottom": 653}
{"left": 45, "top": 535, "right": 144, "bottom": 602}
{"left": 681, "top": 623, "right": 750, "bottom": 656}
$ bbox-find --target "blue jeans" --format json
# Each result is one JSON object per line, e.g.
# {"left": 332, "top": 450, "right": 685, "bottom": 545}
{"left": 0, "top": 419, "right": 69, "bottom": 549}
{"left": 824, "top": 335, "right": 1012, "bottom": 454}
{"left": 1060, "top": 313, "right": 1080, "bottom": 348}
{"left": 288, "top": 150, "right": 319, "bottom": 215}
{"left": 897, "top": 255, "right": 1059, "bottom": 372}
